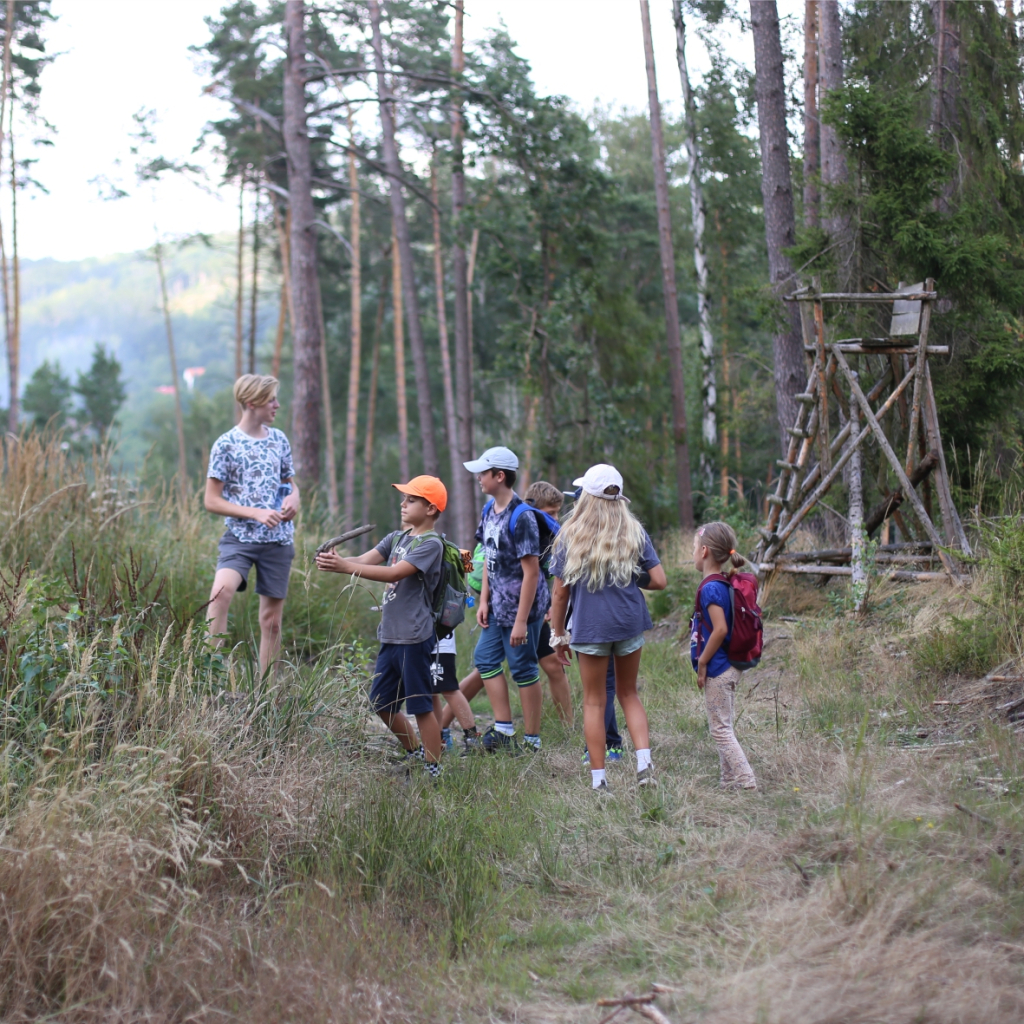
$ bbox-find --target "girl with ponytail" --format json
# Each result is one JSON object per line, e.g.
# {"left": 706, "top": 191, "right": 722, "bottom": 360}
{"left": 691, "top": 521, "right": 757, "bottom": 791}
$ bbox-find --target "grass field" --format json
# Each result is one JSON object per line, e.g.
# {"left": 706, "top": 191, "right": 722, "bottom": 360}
{"left": 1, "top": 436, "right": 1023, "bottom": 1022}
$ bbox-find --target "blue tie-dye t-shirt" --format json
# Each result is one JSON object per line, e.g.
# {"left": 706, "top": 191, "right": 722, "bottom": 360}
{"left": 207, "top": 426, "right": 295, "bottom": 544}
{"left": 475, "top": 495, "right": 550, "bottom": 627}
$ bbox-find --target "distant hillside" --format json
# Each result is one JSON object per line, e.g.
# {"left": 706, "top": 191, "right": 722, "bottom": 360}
{"left": 17, "top": 236, "right": 284, "bottom": 468}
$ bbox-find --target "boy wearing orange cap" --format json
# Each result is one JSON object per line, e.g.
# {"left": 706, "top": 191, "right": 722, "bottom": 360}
{"left": 315, "top": 475, "right": 448, "bottom": 777}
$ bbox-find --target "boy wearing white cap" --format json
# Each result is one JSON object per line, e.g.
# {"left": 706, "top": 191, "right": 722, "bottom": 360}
{"left": 464, "top": 446, "right": 549, "bottom": 752}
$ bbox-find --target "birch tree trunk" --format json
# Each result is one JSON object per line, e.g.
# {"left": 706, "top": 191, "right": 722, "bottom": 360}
{"left": 368, "top": 0, "right": 438, "bottom": 478}
{"left": 818, "top": 0, "right": 851, "bottom": 280}
{"left": 674, "top": 2, "right": 716, "bottom": 494}
{"left": 803, "top": 0, "right": 820, "bottom": 229}
{"left": 431, "top": 151, "right": 465, "bottom": 534}
{"left": 283, "top": 0, "right": 322, "bottom": 484}
{"left": 343, "top": 112, "right": 362, "bottom": 528}
{"left": 749, "top": 0, "right": 805, "bottom": 454}
{"left": 155, "top": 239, "right": 189, "bottom": 508}
{"left": 392, "top": 227, "right": 409, "bottom": 483}
{"left": 450, "top": 0, "right": 476, "bottom": 544}
{"left": 640, "top": 0, "right": 694, "bottom": 531}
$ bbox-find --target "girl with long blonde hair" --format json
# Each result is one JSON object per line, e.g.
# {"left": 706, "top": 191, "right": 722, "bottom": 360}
{"left": 548, "top": 465, "right": 667, "bottom": 791}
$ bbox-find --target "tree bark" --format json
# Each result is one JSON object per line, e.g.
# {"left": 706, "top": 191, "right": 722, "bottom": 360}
{"left": 6, "top": 48, "right": 17, "bottom": 438}
{"left": 392, "top": 224, "right": 409, "bottom": 483}
{"left": 450, "top": 0, "right": 476, "bottom": 545}
{"left": 818, "top": 0, "right": 851, "bottom": 277}
{"left": 361, "top": 262, "right": 388, "bottom": 528}
{"left": 316, "top": 279, "right": 339, "bottom": 519}
{"left": 749, "top": 0, "right": 805, "bottom": 454}
{"left": 235, "top": 174, "right": 245, "bottom": 383}
{"left": 283, "top": 0, "right": 322, "bottom": 484}
{"left": 248, "top": 179, "right": 259, "bottom": 374}
{"left": 803, "top": 0, "right": 820, "bottom": 228}
{"left": 272, "top": 203, "right": 291, "bottom": 379}
{"left": 0, "top": 0, "right": 11, "bottom": 434}
{"left": 931, "top": 0, "right": 961, "bottom": 211}
{"left": 640, "top": 0, "right": 694, "bottom": 530}
{"left": 674, "top": 2, "right": 716, "bottom": 494}
{"left": 368, "top": 0, "right": 438, "bottom": 478}
{"left": 343, "top": 111, "right": 362, "bottom": 528}
{"left": 431, "top": 150, "right": 464, "bottom": 535}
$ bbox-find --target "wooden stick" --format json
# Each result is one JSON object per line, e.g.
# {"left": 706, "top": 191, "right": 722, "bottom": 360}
{"left": 761, "top": 563, "right": 948, "bottom": 582}
{"left": 315, "top": 523, "right": 375, "bottom": 555}
{"left": 923, "top": 360, "right": 972, "bottom": 556}
{"left": 834, "top": 346, "right": 957, "bottom": 580}
{"left": 954, "top": 802, "right": 993, "bottom": 825}
{"left": 813, "top": 287, "right": 831, "bottom": 474}
{"left": 904, "top": 280, "right": 934, "bottom": 473}
{"left": 803, "top": 344, "right": 948, "bottom": 355}
{"left": 788, "top": 290, "right": 938, "bottom": 303}
{"left": 864, "top": 451, "right": 938, "bottom": 535}
{"left": 633, "top": 1005, "right": 674, "bottom": 1024}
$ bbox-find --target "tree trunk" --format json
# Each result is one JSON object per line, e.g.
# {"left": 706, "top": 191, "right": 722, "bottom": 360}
{"left": 248, "top": 180, "right": 259, "bottom": 374}
{"left": 316, "top": 280, "right": 339, "bottom": 519}
{"left": 6, "top": 54, "right": 17, "bottom": 437}
{"left": 640, "top": 0, "right": 694, "bottom": 531}
{"left": 272, "top": 203, "right": 291, "bottom": 379}
{"left": 0, "top": 0, "right": 11, "bottom": 434}
{"left": 749, "top": 0, "right": 805, "bottom": 454}
{"left": 931, "top": 0, "right": 961, "bottom": 210}
{"left": 155, "top": 240, "right": 189, "bottom": 508}
{"left": 368, "top": 0, "right": 438, "bottom": 478}
{"left": 361, "top": 263, "right": 388, "bottom": 527}
{"left": 235, "top": 174, "right": 244, "bottom": 382}
{"left": 392, "top": 225, "right": 409, "bottom": 483}
{"left": 283, "top": 0, "right": 322, "bottom": 485}
{"left": 343, "top": 112, "right": 362, "bottom": 528}
{"left": 818, "top": 0, "right": 851, "bottom": 278}
{"left": 848, "top": 373, "right": 866, "bottom": 611}
{"left": 674, "top": 2, "right": 716, "bottom": 494}
{"left": 803, "top": 0, "right": 820, "bottom": 228}
{"left": 431, "top": 150, "right": 464, "bottom": 534}
{"left": 450, "top": 0, "right": 476, "bottom": 545}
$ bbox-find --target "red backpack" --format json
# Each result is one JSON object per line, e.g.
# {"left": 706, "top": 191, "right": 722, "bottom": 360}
{"left": 693, "top": 572, "right": 763, "bottom": 670}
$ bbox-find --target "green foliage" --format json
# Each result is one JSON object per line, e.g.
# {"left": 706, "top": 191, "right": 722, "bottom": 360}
{"left": 74, "top": 343, "right": 127, "bottom": 438}
{"left": 22, "top": 359, "right": 71, "bottom": 431}
{"left": 912, "top": 615, "right": 1003, "bottom": 680}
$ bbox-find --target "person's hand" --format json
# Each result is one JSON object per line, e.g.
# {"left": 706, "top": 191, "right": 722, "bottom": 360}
{"left": 252, "top": 507, "right": 283, "bottom": 528}
{"left": 280, "top": 490, "right": 300, "bottom": 521}
{"left": 696, "top": 662, "right": 707, "bottom": 690}
{"left": 476, "top": 602, "right": 489, "bottom": 629}
{"left": 556, "top": 645, "right": 572, "bottom": 667}
{"left": 544, "top": 608, "right": 552, "bottom": 622}
{"left": 315, "top": 550, "right": 349, "bottom": 574}
{"left": 510, "top": 621, "right": 527, "bottom": 647}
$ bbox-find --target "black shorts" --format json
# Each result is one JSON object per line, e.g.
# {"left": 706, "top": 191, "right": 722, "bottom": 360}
{"left": 216, "top": 532, "right": 294, "bottom": 599}
{"left": 537, "top": 619, "right": 554, "bottom": 660}
{"left": 370, "top": 639, "right": 435, "bottom": 717}
{"left": 430, "top": 652, "right": 459, "bottom": 694}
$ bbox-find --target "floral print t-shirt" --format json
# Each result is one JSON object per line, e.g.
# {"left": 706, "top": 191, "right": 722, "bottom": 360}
{"left": 207, "top": 426, "right": 295, "bottom": 544}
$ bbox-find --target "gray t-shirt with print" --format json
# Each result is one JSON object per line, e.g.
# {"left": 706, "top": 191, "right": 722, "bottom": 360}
{"left": 374, "top": 529, "right": 444, "bottom": 644}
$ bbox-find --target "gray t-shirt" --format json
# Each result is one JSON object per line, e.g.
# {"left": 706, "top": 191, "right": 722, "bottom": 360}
{"left": 374, "top": 529, "right": 444, "bottom": 644}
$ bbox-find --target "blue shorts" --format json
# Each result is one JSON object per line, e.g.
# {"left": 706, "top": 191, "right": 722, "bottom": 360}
{"left": 570, "top": 635, "right": 645, "bottom": 657}
{"left": 474, "top": 619, "right": 543, "bottom": 687}
{"left": 370, "top": 639, "right": 435, "bottom": 717}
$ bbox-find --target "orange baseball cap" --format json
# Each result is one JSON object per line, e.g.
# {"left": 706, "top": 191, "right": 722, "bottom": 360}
{"left": 392, "top": 475, "right": 448, "bottom": 512}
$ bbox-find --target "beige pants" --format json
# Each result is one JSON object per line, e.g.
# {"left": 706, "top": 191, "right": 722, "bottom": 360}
{"left": 704, "top": 666, "right": 756, "bottom": 790}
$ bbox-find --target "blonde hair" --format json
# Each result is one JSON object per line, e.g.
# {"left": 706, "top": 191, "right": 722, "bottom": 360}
{"left": 525, "top": 480, "right": 563, "bottom": 513}
{"left": 696, "top": 521, "right": 747, "bottom": 575}
{"left": 234, "top": 374, "right": 279, "bottom": 409}
{"left": 553, "top": 491, "right": 646, "bottom": 591}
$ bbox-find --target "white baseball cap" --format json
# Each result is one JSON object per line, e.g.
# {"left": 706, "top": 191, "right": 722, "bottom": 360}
{"left": 573, "top": 464, "right": 629, "bottom": 501}
{"left": 463, "top": 446, "right": 520, "bottom": 474}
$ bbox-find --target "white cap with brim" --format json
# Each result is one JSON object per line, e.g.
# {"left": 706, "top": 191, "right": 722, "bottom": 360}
{"left": 572, "top": 463, "right": 629, "bottom": 501}
{"left": 463, "top": 446, "right": 520, "bottom": 474}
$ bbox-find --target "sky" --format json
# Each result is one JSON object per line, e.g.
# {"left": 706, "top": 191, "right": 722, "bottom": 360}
{"left": 17, "top": 0, "right": 775, "bottom": 262}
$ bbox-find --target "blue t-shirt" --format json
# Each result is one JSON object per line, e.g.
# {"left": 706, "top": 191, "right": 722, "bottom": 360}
{"left": 549, "top": 532, "right": 661, "bottom": 644}
{"left": 475, "top": 495, "right": 550, "bottom": 627}
{"left": 690, "top": 579, "right": 733, "bottom": 676}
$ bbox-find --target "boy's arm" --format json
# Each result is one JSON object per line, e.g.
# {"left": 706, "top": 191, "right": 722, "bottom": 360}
{"left": 511, "top": 555, "right": 539, "bottom": 646}
{"left": 696, "top": 603, "right": 729, "bottom": 689}
{"left": 477, "top": 560, "right": 490, "bottom": 628}
{"left": 204, "top": 477, "right": 282, "bottom": 527}
{"left": 314, "top": 548, "right": 385, "bottom": 574}
{"left": 281, "top": 478, "right": 300, "bottom": 521}
{"left": 640, "top": 565, "right": 667, "bottom": 591}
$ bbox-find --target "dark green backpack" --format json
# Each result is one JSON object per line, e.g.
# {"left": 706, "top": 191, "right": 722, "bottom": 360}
{"left": 405, "top": 530, "right": 468, "bottom": 639}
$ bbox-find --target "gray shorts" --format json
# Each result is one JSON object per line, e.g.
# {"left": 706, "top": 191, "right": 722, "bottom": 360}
{"left": 570, "top": 634, "right": 645, "bottom": 657}
{"left": 216, "top": 532, "right": 294, "bottom": 599}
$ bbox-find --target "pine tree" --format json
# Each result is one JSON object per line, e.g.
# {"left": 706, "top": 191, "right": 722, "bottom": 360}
{"left": 23, "top": 359, "right": 70, "bottom": 432}
{"left": 75, "top": 344, "right": 126, "bottom": 439}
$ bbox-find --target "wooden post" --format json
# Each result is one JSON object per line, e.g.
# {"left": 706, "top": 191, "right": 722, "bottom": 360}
{"left": 812, "top": 281, "right": 831, "bottom": 472}
{"left": 904, "top": 279, "right": 934, "bottom": 473}
{"left": 848, "top": 368, "right": 866, "bottom": 610}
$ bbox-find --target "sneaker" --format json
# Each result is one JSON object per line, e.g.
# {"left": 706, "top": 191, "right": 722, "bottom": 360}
{"left": 522, "top": 735, "right": 541, "bottom": 752}
{"left": 481, "top": 725, "right": 521, "bottom": 755}
{"left": 593, "top": 780, "right": 609, "bottom": 793}
{"left": 441, "top": 728, "right": 453, "bottom": 752}
{"left": 581, "top": 747, "right": 590, "bottom": 766}
{"left": 637, "top": 766, "right": 657, "bottom": 788}
{"left": 460, "top": 731, "right": 481, "bottom": 756}
{"left": 606, "top": 746, "right": 624, "bottom": 763}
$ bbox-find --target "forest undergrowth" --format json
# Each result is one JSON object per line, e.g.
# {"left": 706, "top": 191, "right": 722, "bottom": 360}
{"left": 2, "top": 436, "right": 1024, "bottom": 1022}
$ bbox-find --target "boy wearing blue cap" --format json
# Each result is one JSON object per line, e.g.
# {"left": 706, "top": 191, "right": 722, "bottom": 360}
{"left": 463, "top": 446, "right": 549, "bottom": 751}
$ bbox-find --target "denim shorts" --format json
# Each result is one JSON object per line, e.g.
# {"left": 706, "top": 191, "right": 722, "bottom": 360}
{"left": 474, "top": 618, "right": 543, "bottom": 687}
{"left": 216, "top": 532, "right": 294, "bottom": 599}
{"left": 570, "top": 634, "right": 646, "bottom": 657}
{"left": 370, "top": 639, "right": 435, "bottom": 717}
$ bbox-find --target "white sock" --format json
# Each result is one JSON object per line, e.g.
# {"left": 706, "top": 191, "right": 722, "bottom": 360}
{"left": 495, "top": 720, "right": 515, "bottom": 736}
{"left": 591, "top": 769, "right": 607, "bottom": 789}
{"left": 636, "top": 748, "right": 652, "bottom": 771}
